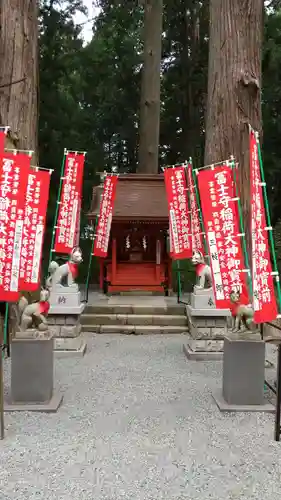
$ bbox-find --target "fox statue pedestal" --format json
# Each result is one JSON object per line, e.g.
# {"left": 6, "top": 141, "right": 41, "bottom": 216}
{"left": 48, "top": 285, "right": 86, "bottom": 357}
{"left": 212, "top": 333, "right": 274, "bottom": 413}
{"left": 5, "top": 328, "right": 63, "bottom": 412}
{"left": 183, "top": 288, "right": 231, "bottom": 360}
{"left": 46, "top": 247, "right": 87, "bottom": 358}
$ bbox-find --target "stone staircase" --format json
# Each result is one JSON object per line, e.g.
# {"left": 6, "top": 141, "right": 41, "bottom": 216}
{"left": 81, "top": 297, "right": 188, "bottom": 335}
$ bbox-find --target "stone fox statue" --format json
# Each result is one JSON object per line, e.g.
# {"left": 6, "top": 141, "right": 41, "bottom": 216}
{"left": 229, "top": 290, "right": 255, "bottom": 333}
{"left": 18, "top": 288, "right": 50, "bottom": 332}
{"left": 46, "top": 246, "right": 83, "bottom": 290}
{"left": 191, "top": 250, "right": 212, "bottom": 289}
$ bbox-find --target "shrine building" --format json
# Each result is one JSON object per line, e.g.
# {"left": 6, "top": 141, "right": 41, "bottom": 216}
{"left": 88, "top": 174, "right": 172, "bottom": 294}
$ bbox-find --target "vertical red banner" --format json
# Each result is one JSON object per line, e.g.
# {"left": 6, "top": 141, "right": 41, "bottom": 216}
{"left": 0, "top": 153, "right": 30, "bottom": 301}
{"left": 19, "top": 169, "right": 51, "bottom": 292}
{"left": 93, "top": 175, "right": 118, "bottom": 258}
{"left": 197, "top": 165, "right": 249, "bottom": 309}
{"left": 250, "top": 129, "right": 278, "bottom": 323}
{"left": 0, "top": 129, "right": 7, "bottom": 152}
{"left": 54, "top": 152, "right": 85, "bottom": 254}
{"left": 164, "top": 166, "right": 192, "bottom": 260}
{"left": 186, "top": 162, "right": 204, "bottom": 255}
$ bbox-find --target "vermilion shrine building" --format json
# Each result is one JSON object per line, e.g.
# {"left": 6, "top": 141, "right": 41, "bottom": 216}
{"left": 89, "top": 174, "right": 172, "bottom": 294}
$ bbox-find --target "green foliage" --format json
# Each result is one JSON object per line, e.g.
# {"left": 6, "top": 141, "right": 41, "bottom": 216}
{"left": 262, "top": 7, "right": 281, "bottom": 225}
{"left": 38, "top": 0, "right": 281, "bottom": 284}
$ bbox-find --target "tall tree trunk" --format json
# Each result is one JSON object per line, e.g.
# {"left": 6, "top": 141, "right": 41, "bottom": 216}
{"left": 0, "top": 0, "right": 39, "bottom": 160}
{"left": 138, "top": 0, "right": 163, "bottom": 174}
{"left": 204, "top": 0, "right": 263, "bottom": 251}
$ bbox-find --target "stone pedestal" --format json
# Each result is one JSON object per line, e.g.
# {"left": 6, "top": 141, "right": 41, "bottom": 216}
{"left": 49, "top": 288, "right": 86, "bottom": 357}
{"left": 5, "top": 330, "right": 63, "bottom": 412}
{"left": 183, "top": 290, "right": 230, "bottom": 360}
{"left": 213, "top": 334, "right": 274, "bottom": 413}
{"left": 49, "top": 285, "right": 84, "bottom": 314}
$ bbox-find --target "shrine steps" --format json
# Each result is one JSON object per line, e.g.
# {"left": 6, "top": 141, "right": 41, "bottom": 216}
{"left": 81, "top": 302, "right": 188, "bottom": 335}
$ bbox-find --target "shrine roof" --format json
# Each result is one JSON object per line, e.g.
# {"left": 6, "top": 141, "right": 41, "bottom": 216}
{"left": 89, "top": 174, "right": 168, "bottom": 221}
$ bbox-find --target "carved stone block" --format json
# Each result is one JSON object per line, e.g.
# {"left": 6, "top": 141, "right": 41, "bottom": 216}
{"left": 60, "top": 324, "right": 80, "bottom": 338}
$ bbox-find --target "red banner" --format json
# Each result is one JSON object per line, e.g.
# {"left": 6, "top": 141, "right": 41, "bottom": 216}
{"left": 187, "top": 162, "right": 205, "bottom": 255}
{"left": 93, "top": 175, "right": 118, "bottom": 258}
{"left": 19, "top": 169, "right": 51, "bottom": 292}
{"left": 0, "top": 129, "right": 7, "bottom": 152}
{"left": 54, "top": 152, "right": 85, "bottom": 254}
{"left": 250, "top": 130, "right": 278, "bottom": 323}
{"left": 198, "top": 165, "right": 249, "bottom": 309}
{"left": 0, "top": 153, "right": 30, "bottom": 301}
{"left": 164, "top": 166, "right": 192, "bottom": 259}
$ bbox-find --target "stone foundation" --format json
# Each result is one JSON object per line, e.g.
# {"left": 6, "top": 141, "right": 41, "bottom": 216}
{"left": 48, "top": 313, "right": 86, "bottom": 357}
{"left": 184, "top": 291, "right": 231, "bottom": 359}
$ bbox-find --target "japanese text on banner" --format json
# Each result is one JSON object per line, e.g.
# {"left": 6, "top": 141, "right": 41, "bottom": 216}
{"left": 54, "top": 152, "right": 85, "bottom": 254}
{"left": 19, "top": 169, "right": 51, "bottom": 292}
{"left": 186, "top": 162, "right": 204, "bottom": 254}
{"left": 250, "top": 130, "right": 278, "bottom": 323}
{"left": 93, "top": 175, "right": 118, "bottom": 258}
{"left": 0, "top": 153, "right": 30, "bottom": 301}
{"left": 197, "top": 166, "right": 249, "bottom": 309}
{"left": 164, "top": 166, "right": 192, "bottom": 260}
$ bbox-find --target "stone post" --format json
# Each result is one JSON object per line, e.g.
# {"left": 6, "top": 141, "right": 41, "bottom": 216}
{"left": 5, "top": 328, "right": 63, "bottom": 412}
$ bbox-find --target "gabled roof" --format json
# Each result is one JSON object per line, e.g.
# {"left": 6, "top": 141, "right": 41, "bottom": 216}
{"left": 88, "top": 174, "right": 168, "bottom": 221}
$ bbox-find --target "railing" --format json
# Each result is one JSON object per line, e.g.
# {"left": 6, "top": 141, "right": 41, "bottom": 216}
{"left": 261, "top": 322, "right": 281, "bottom": 442}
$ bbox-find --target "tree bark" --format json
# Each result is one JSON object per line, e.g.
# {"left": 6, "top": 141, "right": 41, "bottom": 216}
{"left": 0, "top": 0, "right": 39, "bottom": 160}
{"left": 138, "top": 0, "right": 163, "bottom": 174}
{"left": 204, "top": 0, "right": 263, "bottom": 250}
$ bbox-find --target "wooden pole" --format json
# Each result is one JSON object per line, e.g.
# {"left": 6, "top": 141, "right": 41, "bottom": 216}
{"left": 0, "top": 343, "right": 4, "bottom": 439}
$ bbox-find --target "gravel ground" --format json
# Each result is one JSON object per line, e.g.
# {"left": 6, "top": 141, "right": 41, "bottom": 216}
{"left": 1, "top": 334, "right": 280, "bottom": 500}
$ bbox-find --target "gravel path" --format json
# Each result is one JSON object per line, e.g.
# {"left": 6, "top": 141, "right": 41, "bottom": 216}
{"left": 1, "top": 334, "right": 280, "bottom": 500}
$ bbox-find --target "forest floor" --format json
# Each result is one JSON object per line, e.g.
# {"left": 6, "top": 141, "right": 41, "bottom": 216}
{"left": 1, "top": 333, "right": 280, "bottom": 500}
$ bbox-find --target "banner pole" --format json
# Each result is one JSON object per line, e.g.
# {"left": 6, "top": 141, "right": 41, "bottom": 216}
{"left": 230, "top": 160, "right": 253, "bottom": 297}
{"left": 3, "top": 303, "right": 9, "bottom": 358}
{"left": 191, "top": 159, "right": 208, "bottom": 256}
{"left": 176, "top": 260, "right": 182, "bottom": 303}
{"left": 256, "top": 135, "right": 281, "bottom": 312}
{"left": 84, "top": 216, "right": 98, "bottom": 303}
{"left": 48, "top": 149, "right": 67, "bottom": 269}
{"left": 0, "top": 345, "right": 4, "bottom": 439}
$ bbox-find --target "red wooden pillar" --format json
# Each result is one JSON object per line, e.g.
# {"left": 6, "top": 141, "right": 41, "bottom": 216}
{"left": 112, "top": 238, "right": 117, "bottom": 283}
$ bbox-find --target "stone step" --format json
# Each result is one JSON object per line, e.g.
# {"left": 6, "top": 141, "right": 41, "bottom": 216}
{"left": 84, "top": 304, "right": 186, "bottom": 316}
{"left": 81, "top": 324, "right": 188, "bottom": 335}
{"left": 81, "top": 313, "right": 187, "bottom": 327}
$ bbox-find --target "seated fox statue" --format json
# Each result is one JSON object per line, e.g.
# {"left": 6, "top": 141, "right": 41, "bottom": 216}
{"left": 191, "top": 250, "right": 212, "bottom": 290}
{"left": 18, "top": 288, "right": 50, "bottom": 332}
{"left": 46, "top": 246, "right": 83, "bottom": 290}
{"left": 229, "top": 289, "right": 256, "bottom": 333}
